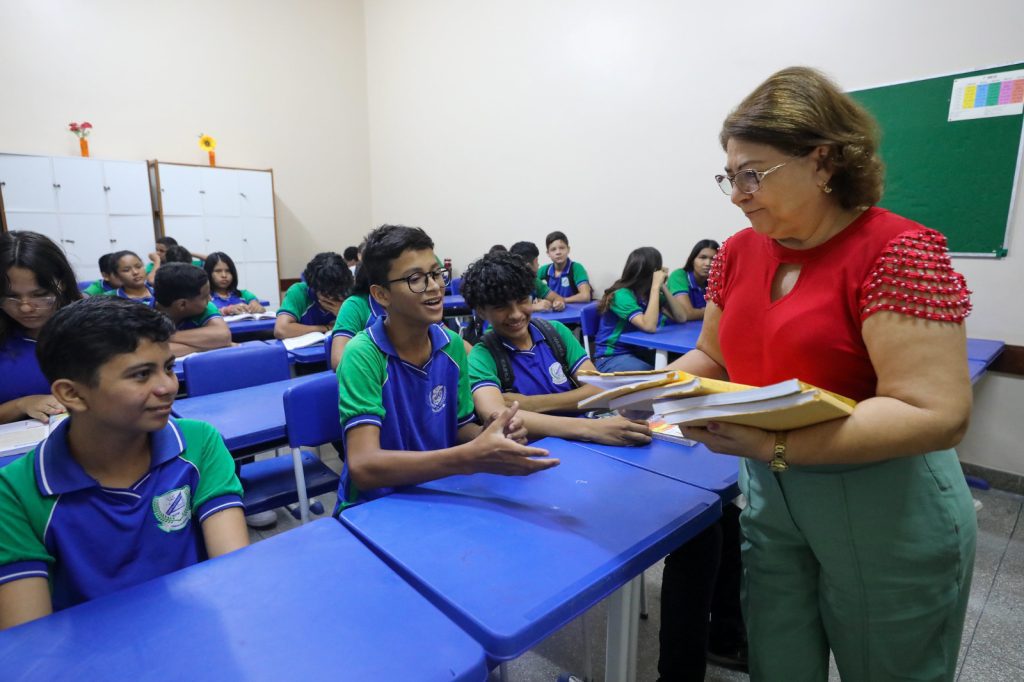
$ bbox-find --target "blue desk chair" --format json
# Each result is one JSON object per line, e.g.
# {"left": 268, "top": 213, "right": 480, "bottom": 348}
{"left": 282, "top": 372, "right": 343, "bottom": 522}
{"left": 450, "top": 277, "right": 462, "bottom": 295}
{"left": 182, "top": 342, "right": 290, "bottom": 396}
{"left": 580, "top": 303, "right": 600, "bottom": 358}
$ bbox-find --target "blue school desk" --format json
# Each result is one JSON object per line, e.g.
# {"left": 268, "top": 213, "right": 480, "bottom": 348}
{"left": 340, "top": 437, "right": 720, "bottom": 680}
{"left": 226, "top": 317, "right": 276, "bottom": 337}
{"left": 533, "top": 302, "right": 589, "bottom": 326}
{"left": 260, "top": 339, "right": 327, "bottom": 365}
{"left": 0, "top": 519, "right": 488, "bottom": 682}
{"left": 576, "top": 439, "right": 740, "bottom": 501}
{"left": 443, "top": 294, "right": 470, "bottom": 315}
{"left": 619, "top": 321, "right": 704, "bottom": 368}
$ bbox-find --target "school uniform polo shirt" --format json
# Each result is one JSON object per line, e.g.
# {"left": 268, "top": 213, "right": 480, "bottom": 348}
{"left": 667, "top": 268, "right": 708, "bottom": 310}
{"left": 594, "top": 288, "right": 668, "bottom": 359}
{"left": 173, "top": 302, "right": 222, "bottom": 331}
{"left": 331, "top": 294, "right": 387, "bottom": 339}
{"left": 211, "top": 289, "right": 259, "bottom": 308}
{"left": 0, "top": 333, "right": 50, "bottom": 405}
{"left": 109, "top": 283, "right": 156, "bottom": 306}
{"left": 0, "top": 417, "right": 243, "bottom": 611}
{"left": 469, "top": 320, "right": 588, "bottom": 397}
{"left": 542, "top": 259, "right": 590, "bottom": 298}
{"left": 82, "top": 280, "right": 116, "bottom": 297}
{"left": 335, "top": 318, "right": 476, "bottom": 509}
{"left": 534, "top": 277, "right": 552, "bottom": 300}
{"left": 277, "top": 282, "right": 335, "bottom": 327}
{"left": 145, "top": 259, "right": 204, "bottom": 274}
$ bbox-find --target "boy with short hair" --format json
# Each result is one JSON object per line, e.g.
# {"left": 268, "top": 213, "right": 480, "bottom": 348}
{"left": 462, "top": 251, "right": 651, "bottom": 445}
{"left": 0, "top": 297, "right": 248, "bottom": 630}
{"left": 153, "top": 263, "right": 232, "bottom": 356}
{"left": 343, "top": 245, "right": 360, "bottom": 274}
{"left": 145, "top": 237, "right": 206, "bottom": 283}
{"left": 275, "top": 252, "right": 353, "bottom": 340}
{"left": 509, "top": 241, "right": 566, "bottom": 312}
{"left": 329, "top": 264, "right": 386, "bottom": 369}
{"left": 82, "top": 253, "right": 120, "bottom": 297}
{"left": 336, "top": 225, "right": 557, "bottom": 511}
{"left": 543, "top": 230, "right": 593, "bottom": 303}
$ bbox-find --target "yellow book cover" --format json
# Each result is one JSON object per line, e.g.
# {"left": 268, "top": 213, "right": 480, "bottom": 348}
{"left": 665, "top": 388, "right": 855, "bottom": 431}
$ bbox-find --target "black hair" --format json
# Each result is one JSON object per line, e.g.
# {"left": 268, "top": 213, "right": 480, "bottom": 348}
{"left": 360, "top": 225, "right": 434, "bottom": 287}
{"left": 98, "top": 253, "right": 116, "bottom": 275}
{"left": 162, "top": 245, "right": 193, "bottom": 264}
{"left": 598, "top": 247, "right": 663, "bottom": 314}
{"left": 488, "top": 244, "right": 507, "bottom": 255}
{"left": 303, "top": 252, "right": 353, "bottom": 299}
{"left": 156, "top": 236, "right": 178, "bottom": 247}
{"left": 37, "top": 296, "right": 175, "bottom": 387}
{"left": 461, "top": 252, "right": 535, "bottom": 311}
{"left": 204, "top": 252, "right": 241, "bottom": 297}
{"left": 110, "top": 250, "right": 143, "bottom": 271}
{"left": 350, "top": 263, "right": 370, "bottom": 296}
{"left": 545, "top": 231, "right": 569, "bottom": 249}
{"left": 343, "top": 246, "right": 359, "bottom": 262}
{"left": 683, "top": 239, "right": 721, "bottom": 273}
{"left": 154, "top": 262, "right": 208, "bottom": 306}
{"left": 1, "top": 231, "right": 82, "bottom": 345}
{"left": 509, "top": 241, "right": 540, "bottom": 263}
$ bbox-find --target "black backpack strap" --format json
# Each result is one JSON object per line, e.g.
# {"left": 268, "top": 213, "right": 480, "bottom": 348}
{"left": 567, "top": 262, "right": 576, "bottom": 293}
{"left": 480, "top": 331, "right": 515, "bottom": 392}
{"left": 532, "top": 318, "right": 580, "bottom": 389}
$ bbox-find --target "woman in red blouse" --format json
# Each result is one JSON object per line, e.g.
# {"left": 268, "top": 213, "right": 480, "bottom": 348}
{"left": 667, "top": 67, "right": 976, "bottom": 681}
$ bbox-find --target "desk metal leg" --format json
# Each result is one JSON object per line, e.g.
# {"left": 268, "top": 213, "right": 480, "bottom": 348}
{"left": 606, "top": 576, "right": 641, "bottom": 682}
{"left": 290, "top": 446, "right": 311, "bottom": 523}
{"left": 654, "top": 350, "right": 668, "bottom": 369}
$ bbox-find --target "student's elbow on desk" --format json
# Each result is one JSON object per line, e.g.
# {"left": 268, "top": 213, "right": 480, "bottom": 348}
{"left": 273, "top": 316, "right": 294, "bottom": 339}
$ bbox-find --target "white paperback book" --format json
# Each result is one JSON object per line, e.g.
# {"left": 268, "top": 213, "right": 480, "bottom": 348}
{"left": 282, "top": 331, "right": 327, "bottom": 351}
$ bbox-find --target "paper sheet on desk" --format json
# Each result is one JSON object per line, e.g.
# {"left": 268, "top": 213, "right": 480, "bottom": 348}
{"left": 282, "top": 331, "right": 327, "bottom": 351}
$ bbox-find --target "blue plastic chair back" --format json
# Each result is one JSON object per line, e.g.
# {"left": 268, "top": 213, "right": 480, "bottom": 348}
{"left": 450, "top": 277, "right": 462, "bottom": 295}
{"left": 182, "top": 342, "right": 291, "bottom": 396}
{"left": 283, "top": 372, "right": 343, "bottom": 448}
{"left": 580, "top": 303, "right": 600, "bottom": 357}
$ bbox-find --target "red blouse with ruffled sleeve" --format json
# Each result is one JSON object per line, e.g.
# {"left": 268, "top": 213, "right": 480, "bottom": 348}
{"left": 705, "top": 207, "right": 971, "bottom": 402}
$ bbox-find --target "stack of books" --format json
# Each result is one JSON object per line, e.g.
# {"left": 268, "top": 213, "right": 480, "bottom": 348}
{"left": 578, "top": 370, "right": 856, "bottom": 431}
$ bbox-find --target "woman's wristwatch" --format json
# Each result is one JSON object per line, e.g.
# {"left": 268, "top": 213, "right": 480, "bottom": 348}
{"left": 769, "top": 431, "right": 789, "bottom": 472}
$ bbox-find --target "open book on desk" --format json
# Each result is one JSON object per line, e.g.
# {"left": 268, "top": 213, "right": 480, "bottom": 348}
{"left": 282, "top": 331, "right": 327, "bottom": 351}
{"left": 223, "top": 310, "right": 276, "bottom": 322}
{"left": 655, "top": 379, "right": 856, "bottom": 431}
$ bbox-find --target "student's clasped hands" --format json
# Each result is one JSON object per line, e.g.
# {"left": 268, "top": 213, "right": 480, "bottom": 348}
{"left": 471, "top": 402, "right": 560, "bottom": 475}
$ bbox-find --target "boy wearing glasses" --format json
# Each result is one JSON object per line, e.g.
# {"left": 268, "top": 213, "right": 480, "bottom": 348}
{"left": 335, "top": 225, "right": 558, "bottom": 511}
{"left": 275, "top": 252, "right": 354, "bottom": 340}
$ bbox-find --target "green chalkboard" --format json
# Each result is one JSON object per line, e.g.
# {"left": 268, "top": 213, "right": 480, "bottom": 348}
{"left": 849, "top": 63, "right": 1024, "bottom": 257}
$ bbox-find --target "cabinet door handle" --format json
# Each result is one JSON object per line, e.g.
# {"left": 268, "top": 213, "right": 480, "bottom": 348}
{"left": 199, "top": 190, "right": 206, "bottom": 194}
{"left": 110, "top": 239, "right": 118, "bottom": 243}
{"left": 239, "top": 192, "right": 247, "bottom": 198}
{"left": 0, "top": 181, "right": 6, "bottom": 187}
{"left": 53, "top": 183, "right": 61, "bottom": 188}
{"left": 64, "top": 239, "right": 75, "bottom": 244}
{"left": 103, "top": 186, "right": 111, "bottom": 191}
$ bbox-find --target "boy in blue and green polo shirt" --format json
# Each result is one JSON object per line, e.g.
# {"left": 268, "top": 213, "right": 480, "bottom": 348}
{"left": 509, "top": 241, "right": 566, "bottom": 313}
{"left": 329, "top": 265, "right": 387, "bottom": 369}
{"left": 275, "top": 252, "right": 353, "bottom": 340}
{"left": 542, "top": 230, "right": 593, "bottom": 303}
{"left": 335, "top": 225, "right": 558, "bottom": 512}
{"left": 462, "top": 251, "right": 650, "bottom": 446}
{"left": 153, "top": 263, "right": 231, "bottom": 357}
{"left": 81, "top": 253, "right": 120, "bottom": 297}
{"left": 0, "top": 297, "right": 248, "bottom": 630}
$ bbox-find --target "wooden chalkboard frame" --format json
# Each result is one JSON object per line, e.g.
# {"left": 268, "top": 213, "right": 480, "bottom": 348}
{"left": 850, "top": 62, "right": 1024, "bottom": 258}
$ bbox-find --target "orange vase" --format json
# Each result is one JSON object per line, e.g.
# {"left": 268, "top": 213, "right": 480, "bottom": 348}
{"left": 79, "top": 138, "right": 89, "bottom": 158}
{"left": 208, "top": 150, "right": 216, "bottom": 167}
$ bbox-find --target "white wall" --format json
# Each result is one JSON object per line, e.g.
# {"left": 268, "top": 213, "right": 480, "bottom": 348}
{"left": 364, "top": 0, "right": 1024, "bottom": 475}
{"left": 0, "top": 0, "right": 371, "bottom": 281}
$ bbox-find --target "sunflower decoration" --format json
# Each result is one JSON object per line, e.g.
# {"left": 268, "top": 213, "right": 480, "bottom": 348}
{"left": 198, "top": 133, "right": 217, "bottom": 167}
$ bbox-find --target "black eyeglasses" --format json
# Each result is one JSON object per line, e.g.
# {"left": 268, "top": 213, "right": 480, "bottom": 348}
{"left": 387, "top": 268, "right": 451, "bottom": 293}
{"left": 715, "top": 162, "right": 787, "bottom": 195}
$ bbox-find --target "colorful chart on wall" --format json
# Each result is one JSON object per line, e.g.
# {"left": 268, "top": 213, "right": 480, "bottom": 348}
{"left": 850, "top": 62, "right": 1024, "bottom": 257}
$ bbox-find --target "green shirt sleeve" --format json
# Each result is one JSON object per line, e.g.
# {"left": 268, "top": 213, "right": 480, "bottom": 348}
{"left": 667, "top": 268, "right": 690, "bottom": 296}
{"left": 336, "top": 332, "right": 388, "bottom": 427}
{"left": 239, "top": 289, "right": 259, "bottom": 303}
{"left": 534, "top": 277, "right": 551, "bottom": 299}
{"left": 145, "top": 262, "right": 155, "bottom": 274}
{"left": 82, "top": 281, "right": 104, "bottom": 296}
{"left": 571, "top": 261, "right": 590, "bottom": 286}
{"left": 441, "top": 328, "right": 475, "bottom": 424}
{"left": 552, "top": 320, "right": 588, "bottom": 374}
{"left": 468, "top": 342, "right": 500, "bottom": 391}
{"left": 0, "top": 454, "right": 55, "bottom": 571}
{"left": 610, "top": 288, "right": 643, "bottom": 322}
{"left": 178, "top": 420, "right": 244, "bottom": 510}
{"left": 189, "top": 302, "right": 221, "bottom": 327}
{"left": 277, "top": 282, "right": 310, "bottom": 320}
{"left": 332, "top": 295, "right": 371, "bottom": 337}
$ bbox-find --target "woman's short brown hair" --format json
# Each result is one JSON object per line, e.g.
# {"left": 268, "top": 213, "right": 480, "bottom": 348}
{"left": 720, "top": 66, "right": 884, "bottom": 210}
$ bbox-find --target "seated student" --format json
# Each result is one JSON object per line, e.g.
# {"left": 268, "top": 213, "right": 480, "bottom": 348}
{"left": 462, "top": 252, "right": 651, "bottom": 445}
{"left": 153, "top": 263, "right": 232, "bottom": 356}
{"left": 204, "top": 252, "right": 266, "bottom": 315}
{"left": 330, "top": 264, "right": 386, "bottom": 369}
{"left": 146, "top": 236, "right": 205, "bottom": 277}
{"left": 335, "top": 224, "right": 558, "bottom": 511}
{"left": 81, "top": 253, "right": 120, "bottom": 297}
{"left": 147, "top": 244, "right": 201, "bottom": 285}
{"left": 542, "top": 230, "right": 593, "bottom": 303}
{"left": 0, "top": 231, "right": 82, "bottom": 424}
{"left": 343, "top": 245, "right": 360, "bottom": 275}
{"left": 0, "top": 297, "right": 248, "bottom": 630}
{"left": 275, "top": 252, "right": 352, "bottom": 340}
{"left": 508, "top": 241, "right": 566, "bottom": 312}
{"left": 593, "top": 247, "right": 688, "bottom": 372}
{"left": 108, "top": 250, "right": 156, "bottom": 305}
{"left": 668, "top": 239, "right": 719, "bottom": 321}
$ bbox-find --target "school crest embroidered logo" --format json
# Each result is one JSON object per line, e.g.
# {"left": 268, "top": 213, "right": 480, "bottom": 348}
{"left": 152, "top": 485, "right": 192, "bottom": 533}
{"left": 561, "top": 276, "right": 570, "bottom": 288}
{"left": 549, "top": 361, "right": 568, "bottom": 385}
{"left": 430, "top": 384, "right": 447, "bottom": 413}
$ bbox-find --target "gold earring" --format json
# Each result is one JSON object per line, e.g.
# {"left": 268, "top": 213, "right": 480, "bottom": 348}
{"left": 821, "top": 183, "right": 832, "bottom": 194}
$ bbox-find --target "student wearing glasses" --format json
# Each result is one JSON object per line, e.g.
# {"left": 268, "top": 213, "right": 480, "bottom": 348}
{"left": 0, "top": 231, "right": 83, "bottom": 424}
{"left": 334, "top": 224, "right": 558, "bottom": 512}
{"left": 663, "top": 67, "right": 975, "bottom": 681}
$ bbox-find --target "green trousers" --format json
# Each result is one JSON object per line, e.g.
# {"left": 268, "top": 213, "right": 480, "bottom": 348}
{"left": 739, "top": 449, "right": 976, "bottom": 681}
